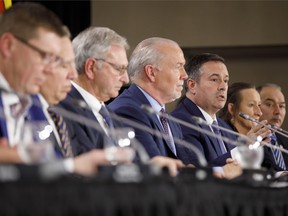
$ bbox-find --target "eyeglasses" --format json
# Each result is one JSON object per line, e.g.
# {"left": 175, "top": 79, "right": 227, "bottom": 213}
{"left": 94, "top": 58, "right": 127, "bottom": 75}
{"left": 14, "top": 35, "right": 64, "bottom": 68}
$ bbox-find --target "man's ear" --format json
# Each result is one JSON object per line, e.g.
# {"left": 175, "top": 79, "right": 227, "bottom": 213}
{"left": 144, "top": 65, "right": 157, "bottom": 82}
{"left": 227, "top": 103, "right": 235, "bottom": 116}
{"left": 0, "top": 33, "right": 15, "bottom": 58}
{"left": 187, "top": 79, "right": 197, "bottom": 95}
{"left": 84, "top": 58, "right": 96, "bottom": 80}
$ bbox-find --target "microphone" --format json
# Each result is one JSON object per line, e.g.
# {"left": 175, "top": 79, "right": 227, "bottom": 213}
{"left": 141, "top": 104, "right": 241, "bottom": 148}
{"left": 239, "top": 112, "right": 288, "bottom": 139}
{"left": 48, "top": 105, "right": 150, "bottom": 164}
{"left": 238, "top": 112, "right": 288, "bottom": 155}
{"left": 141, "top": 105, "right": 288, "bottom": 163}
{"left": 191, "top": 116, "right": 250, "bottom": 141}
{"left": 190, "top": 111, "right": 288, "bottom": 156}
{"left": 73, "top": 100, "right": 208, "bottom": 167}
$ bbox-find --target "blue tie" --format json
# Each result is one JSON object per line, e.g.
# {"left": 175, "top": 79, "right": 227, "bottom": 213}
{"left": 212, "top": 120, "right": 227, "bottom": 155}
{"left": 99, "top": 105, "right": 114, "bottom": 128}
{"left": 270, "top": 133, "right": 286, "bottom": 170}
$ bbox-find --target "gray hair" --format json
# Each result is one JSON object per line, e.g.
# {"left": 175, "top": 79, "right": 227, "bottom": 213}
{"left": 128, "top": 37, "right": 180, "bottom": 81}
{"left": 72, "top": 27, "right": 129, "bottom": 74}
{"left": 256, "top": 83, "right": 282, "bottom": 93}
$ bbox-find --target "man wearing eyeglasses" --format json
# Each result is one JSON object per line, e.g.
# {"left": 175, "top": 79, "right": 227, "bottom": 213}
{"left": 58, "top": 26, "right": 129, "bottom": 155}
{"left": 0, "top": 2, "right": 66, "bottom": 145}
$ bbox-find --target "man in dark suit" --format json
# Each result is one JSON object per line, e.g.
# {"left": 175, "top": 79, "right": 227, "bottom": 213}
{"left": 171, "top": 53, "right": 237, "bottom": 167}
{"left": 0, "top": 3, "right": 65, "bottom": 144}
{"left": 28, "top": 36, "right": 78, "bottom": 158}
{"left": 108, "top": 37, "right": 188, "bottom": 160}
{"left": 257, "top": 84, "right": 288, "bottom": 172}
{"left": 59, "top": 27, "right": 130, "bottom": 155}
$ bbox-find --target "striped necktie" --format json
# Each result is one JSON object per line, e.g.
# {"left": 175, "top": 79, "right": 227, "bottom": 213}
{"left": 48, "top": 110, "right": 73, "bottom": 158}
{"left": 159, "top": 108, "right": 177, "bottom": 155}
{"left": 212, "top": 120, "right": 227, "bottom": 155}
{"left": 270, "top": 133, "right": 286, "bottom": 170}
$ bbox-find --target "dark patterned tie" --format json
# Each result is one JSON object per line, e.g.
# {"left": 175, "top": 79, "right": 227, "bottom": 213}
{"left": 48, "top": 110, "right": 73, "bottom": 158}
{"left": 99, "top": 105, "right": 114, "bottom": 128}
{"left": 159, "top": 108, "right": 176, "bottom": 155}
{"left": 212, "top": 120, "right": 227, "bottom": 155}
{"left": 270, "top": 133, "right": 286, "bottom": 170}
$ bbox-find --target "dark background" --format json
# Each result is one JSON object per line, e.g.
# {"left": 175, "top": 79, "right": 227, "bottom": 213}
{"left": 13, "top": 0, "right": 91, "bottom": 38}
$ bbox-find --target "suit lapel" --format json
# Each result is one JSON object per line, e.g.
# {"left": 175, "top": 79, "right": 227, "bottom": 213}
{"left": 69, "top": 86, "right": 108, "bottom": 137}
{"left": 128, "top": 84, "right": 177, "bottom": 157}
{"left": 183, "top": 98, "right": 223, "bottom": 156}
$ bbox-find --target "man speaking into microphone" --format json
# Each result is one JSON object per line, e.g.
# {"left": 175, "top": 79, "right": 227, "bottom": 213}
{"left": 171, "top": 53, "right": 239, "bottom": 167}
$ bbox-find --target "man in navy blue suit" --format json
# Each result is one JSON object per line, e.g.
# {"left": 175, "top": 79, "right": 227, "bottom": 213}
{"left": 257, "top": 84, "right": 288, "bottom": 172}
{"left": 58, "top": 27, "right": 130, "bottom": 156}
{"left": 108, "top": 37, "right": 188, "bottom": 160}
{"left": 0, "top": 2, "right": 65, "bottom": 143}
{"left": 171, "top": 53, "right": 238, "bottom": 167}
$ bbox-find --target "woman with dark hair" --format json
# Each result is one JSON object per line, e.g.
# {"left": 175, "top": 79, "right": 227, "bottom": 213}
{"left": 218, "top": 82, "right": 270, "bottom": 142}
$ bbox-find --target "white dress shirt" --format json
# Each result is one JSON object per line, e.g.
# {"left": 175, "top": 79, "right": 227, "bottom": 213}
{"left": 0, "top": 73, "right": 30, "bottom": 146}
{"left": 72, "top": 82, "right": 109, "bottom": 134}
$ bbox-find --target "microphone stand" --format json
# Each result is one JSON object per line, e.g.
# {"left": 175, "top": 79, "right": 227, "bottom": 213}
{"left": 239, "top": 112, "right": 288, "bottom": 155}
{"left": 48, "top": 106, "right": 151, "bottom": 164}
{"left": 73, "top": 100, "right": 209, "bottom": 167}
{"left": 141, "top": 105, "right": 241, "bottom": 148}
{"left": 239, "top": 112, "right": 288, "bottom": 138}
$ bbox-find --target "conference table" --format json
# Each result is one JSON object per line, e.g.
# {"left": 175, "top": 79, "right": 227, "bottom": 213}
{"left": 0, "top": 164, "right": 288, "bottom": 216}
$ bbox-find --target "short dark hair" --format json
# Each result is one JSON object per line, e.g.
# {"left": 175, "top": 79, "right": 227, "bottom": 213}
{"left": 218, "top": 82, "right": 255, "bottom": 122}
{"left": 184, "top": 53, "right": 225, "bottom": 91}
{"left": 0, "top": 2, "right": 65, "bottom": 40}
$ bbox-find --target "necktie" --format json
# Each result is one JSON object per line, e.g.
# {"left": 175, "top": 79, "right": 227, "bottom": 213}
{"left": 212, "top": 120, "right": 227, "bottom": 155}
{"left": 48, "top": 110, "right": 73, "bottom": 158}
{"left": 10, "top": 97, "right": 30, "bottom": 118}
{"left": 270, "top": 133, "right": 286, "bottom": 170}
{"left": 99, "top": 105, "right": 114, "bottom": 128}
{"left": 159, "top": 108, "right": 176, "bottom": 155}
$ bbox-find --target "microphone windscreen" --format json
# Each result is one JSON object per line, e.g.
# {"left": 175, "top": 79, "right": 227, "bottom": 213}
{"left": 239, "top": 112, "right": 250, "bottom": 120}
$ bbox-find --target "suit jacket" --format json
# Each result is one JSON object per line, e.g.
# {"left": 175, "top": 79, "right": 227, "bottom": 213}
{"left": 262, "top": 133, "right": 288, "bottom": 171}
{"left": 58, "top": 86, "right": 119, "bottom": 156}
{"left": 27, "top": 95, "right": 64, "bottom": 158}
{"left": 0, "top": 96, "right": 8, "bottom": 138}
{"left": 108, "top": 83, "right": 182, "bottom": 159}
{"left": 171, "top": 97, "right": 236, "bottom": 167}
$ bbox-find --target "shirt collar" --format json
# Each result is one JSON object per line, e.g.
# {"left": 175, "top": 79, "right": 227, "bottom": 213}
{"left": 71, "top": 81, "right": 102, "bottom": 112}
{"left": 38, "top": 94, "right": 49, "bottom": 110}
{"left": 136, "top": 85, "right": 164, "bottom": 113}
{"left": 197, "top": 105, "right": 216, "bottom": 125}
